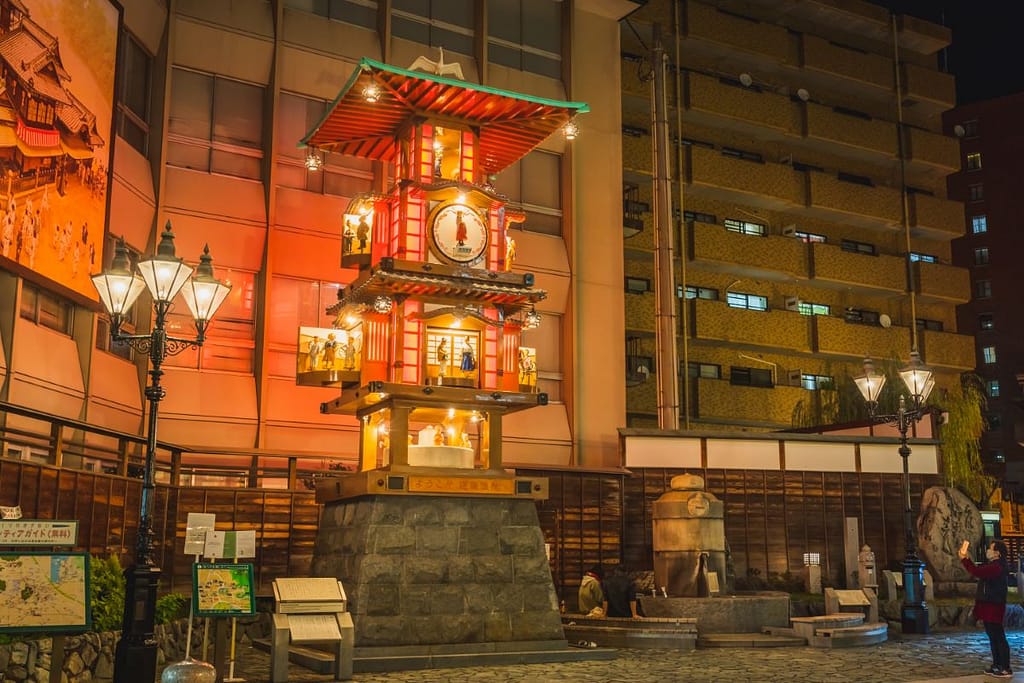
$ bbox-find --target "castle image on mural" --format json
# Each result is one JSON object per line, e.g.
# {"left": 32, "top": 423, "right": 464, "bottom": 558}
{"left": 0, "top": 0, "right": 111, "bottom": 301}
{"left": 0, "top": 1, "right": 102, "bottom": 189}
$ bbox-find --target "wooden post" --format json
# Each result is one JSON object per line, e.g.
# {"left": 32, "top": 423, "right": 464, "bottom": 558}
{"left": 248, "top": 454, "right": 259, "bottom": 488}
{"left": 117, "top": 438, "right": 130, "bottom": 477}
{"left": 287, "top": 456, "right": 298, "bottom": 490}
{"left": 50, "top": 423, "right": 64, "bottom": 467}
{"left": 170, "top": 449, "right": 182, "bottom": 486}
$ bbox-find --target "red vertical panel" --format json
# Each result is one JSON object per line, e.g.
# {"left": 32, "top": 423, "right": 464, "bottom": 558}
{"left": 418, "top": 124, "right": 433, "bottom": 182}
{"left": 501, "top": 321, "right": 521, "bottom": 391}
{"left": 461, "top": 129, "right": 474, "bottom": 183}
{"left": 483, "top": 324, "right": 498, "bottom": 389}
{"left": 362, "top": 312, "right": 390, "bottom": 382}
{"left": 401, "top": 300, "right": 423, "bottom": 385}
{"left": 488, "top": 206, "right": 502, "bottom": 272}
{"left": 404, "top": 196, "right": 425, "bottom": 262}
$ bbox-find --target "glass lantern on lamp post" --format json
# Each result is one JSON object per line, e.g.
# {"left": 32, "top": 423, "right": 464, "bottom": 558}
{"left": 853, "top": 351, "right": 934, "bottom": 634}
{"left": 92, "top": 222, "right": 231, "bottom": 683}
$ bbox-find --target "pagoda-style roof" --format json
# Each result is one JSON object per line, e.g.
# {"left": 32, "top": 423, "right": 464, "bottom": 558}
{"left": 326, "top": 258, "right": 545, "bottom": 317}
{"left": 302, "top": 57, "right": 589, "bottom": 176}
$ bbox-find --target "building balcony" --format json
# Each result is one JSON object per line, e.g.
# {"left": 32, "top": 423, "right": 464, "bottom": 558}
{"left": 622, "top": 132, "right": 652, "bottom": 175}
{"left": 919, "top": 329, "right": 975, "bottom": 371}
{"left": 624, "top": 290, "right": 656, "bottom": 334}
{"left": 811, "top": 242, "right": 906, "bottom": 293}
{"left": 806, "top": 172, "right": 901, "bottom": 230}
{"left": 913, "top": 260, "right": 970, "bottom": 304}
{"left": 900, "top": 62, "right": 956, "bottom": 117}
{"left": 677, "top": 1, "right": 792, "bottom": 65}
{"left": 693, "top": 377, "right": 809, "bottom": 427}
{"left": 690, "top": 298, "right": 811, "bottom": 351}
{"left": 804, "top": 103, "right": 897, "bottom": 161}
{"left": 686, "top": 145, "right": 804, "bottom": 208}
{"left": 904, "top": 126, "right": 959, "bottom": 176}
{"left": 896, "top": 13, "right": 952, "bottom": 55}
{"left": 688, "top": 220, "right": 807, "bottom": 280}
{"left": 908, "top": 192, "right": 963, "bottom": 239}
{"left": 801, "top": 34, "right": 893, "bottom": 95}
{"left": 814, "top": 315, "right": 911, "bottom": 359}
{"left": 685, "top": 71, "right": 797, "bottom": 137}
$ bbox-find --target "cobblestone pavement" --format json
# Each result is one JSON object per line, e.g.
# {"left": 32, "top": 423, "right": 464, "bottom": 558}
{"left": 216, "top": 629, "right": 1024, "bottom": 682}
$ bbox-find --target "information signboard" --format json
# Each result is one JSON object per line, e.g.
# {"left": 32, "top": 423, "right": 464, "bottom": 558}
{"left": 192, "top": 562, "right": 256, "bottom": 617}
{"left": 0, "top": 552, "right": 91, "bottom": 632}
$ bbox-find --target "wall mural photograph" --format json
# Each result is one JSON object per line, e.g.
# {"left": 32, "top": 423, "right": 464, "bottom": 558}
{"left": 0, "top": 0, "right": 119, "bottom": 303}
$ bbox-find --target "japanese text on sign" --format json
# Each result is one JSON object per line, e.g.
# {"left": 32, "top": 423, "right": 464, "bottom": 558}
{"left": 0, "top": 521, "right": 79, "bottom": 547}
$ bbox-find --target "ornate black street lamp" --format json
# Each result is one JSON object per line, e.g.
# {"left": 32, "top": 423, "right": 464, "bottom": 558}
{"left": 853, "top": 351, "right": 935, "bottom": 634}
{"left": 92, "top": 222, "right": 230, "bottom": 683}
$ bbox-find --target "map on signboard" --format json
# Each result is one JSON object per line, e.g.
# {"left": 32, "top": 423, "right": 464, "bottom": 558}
{"left": 193, "top": 563, "right": 256, "bottom": 617}
{"left": 0, "top": 553, "right": 90, "bottom": 632}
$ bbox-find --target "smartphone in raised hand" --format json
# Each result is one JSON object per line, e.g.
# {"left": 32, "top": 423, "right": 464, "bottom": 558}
{"left": 960, "top": 540, "right": 970, "bottom": 556}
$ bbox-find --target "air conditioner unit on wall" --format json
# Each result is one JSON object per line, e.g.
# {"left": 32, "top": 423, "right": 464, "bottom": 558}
{"left": 782, "top": 224, "right": 797, "bottom": 237}
{"left": 785, "top": 296, "right": 801, "bottom": 311}
{"left": 788, "top": 369, "right": 802, "bottom": 386}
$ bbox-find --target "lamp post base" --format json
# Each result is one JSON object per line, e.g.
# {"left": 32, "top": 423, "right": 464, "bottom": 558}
{"left": 901, "top": 603, "right": 929, "bottom": 635}
{"left": 113, "top": 563, "right": 161, "bottom": 683}
{"left": 113, "top": 637, "right": 159, "bottom": 683}
{"left": 901, "top": 555, "right": 929, "bottom": 635}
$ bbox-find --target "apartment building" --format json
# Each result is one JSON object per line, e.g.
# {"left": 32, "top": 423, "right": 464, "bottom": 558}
{"left": 945, "top": 92, "right": 1024, "bottom": 485}
{"left": 0, "top": 0, "right": 636, "bottom": 472}
{"left": 620, "top": 0, "right": 972, "bottom": 431}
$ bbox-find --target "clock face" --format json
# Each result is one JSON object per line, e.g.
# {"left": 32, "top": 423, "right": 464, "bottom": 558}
{"left": 430, "top": 203, "right": 488, "bottom": 265}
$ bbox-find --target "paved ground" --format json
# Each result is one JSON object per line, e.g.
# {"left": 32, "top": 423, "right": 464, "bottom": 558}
{"left": 214, "top": 628, "right": 1024, "bottom": 682}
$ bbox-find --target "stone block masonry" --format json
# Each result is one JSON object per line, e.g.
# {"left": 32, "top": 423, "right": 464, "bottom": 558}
{"left": 312, "top": 495, "right": 565, "bottom": 648}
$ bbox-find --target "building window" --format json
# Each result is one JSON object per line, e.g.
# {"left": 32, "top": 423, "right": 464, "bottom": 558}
{"left": 292, "top": 0, "right": 378, "bottom": 28}
{"left": 844, "top": 308, "right": 880, "bottom": 325}
{"left": 724, "top": 218, "right": 766, "bottom": 236}
{"left": 167, "top": 68, "right": 265, "bottom": 180}
{"left": 20, "top": 283, "right": 73, "bottom": 335}
{"left": 797, "top": 302, "right": 830, "bottom": 316}
{"left": 487, "top": 0, "right": 562, "bottom": 79}
{"left": 979, "top": 313, "right": 994, "bottom": 330}
{"left": 961, "top": 120, "right": 979, "bottom": 137}
{"left": 982, "top": 346, "right": 996, "bottom": 364}
{"left": 966, "top": 152, "right": 982, "bottom": 171}
{"left": 493, "top": 150, "right": 562, "bottom": 236}
{"left": 625, "top": 276, "right": 650, "bottom": 294}
{"left": 969, "top": 183, "right": 984, "bottom": 201}
{"left": 687, "top": 362, "right": 721, "bottom": 379}
{"left": 971, "top": 215, "right": 988, "bottom": 233}
{"left": 276, "top": 92, "right": 373, "bottom": 197}
{"left": 991, "top": 449, "right": 1005, "bottom": 463}
{"left": 801, "top": 374, "right": 834, "bottom": 391}
{"left": 987, "top": 380, "right": 1000, "bottom": 398}
{"left": 909, "top": 252, "right": 936, "bottom": 263}
{"left": 721, "top": 147, "right": 763, "bottom": 163}
{"left": 841, "top": 239, "right": 876, "bottom": 256}
{"left": 683, "top": 210, "right": 716, "bottom": 224}
{"left": 116, "top": 32, "right": 153, "bottom": 155}
{"left": 794, "top": 230, "right": 826, "bottom": 243}
{"left": 394, "top": 0, "right": 474, "bottom": 55}
{"left": 974, "top": 247, "right": 990, "bottom": 265}
{"left": 730, "top": 366, "right": 773, "bottom": 387}
{"left": 915, "top": 318, "right": 943, "bottom": 332}
{"left": 988, "top": 413, "right": 1002, "bottom": 429}
{"left": 976, "top": 279, "right": 992, "bottom": 298}
{"left": 837, "top": 171, "right": 873, "bottom": 186}
{"left": 726, "top": 291, "right": 768, "bottom": 311}
{"left": 164, "top": 270, "right": 258, "bottom": 373}
{"left": 680, "top": 285, "right": 719, "bottom": 300}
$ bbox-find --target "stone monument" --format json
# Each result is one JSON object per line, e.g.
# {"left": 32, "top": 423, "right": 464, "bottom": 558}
{"left": 916, "top": 486, "right": 983, "bottom": 582}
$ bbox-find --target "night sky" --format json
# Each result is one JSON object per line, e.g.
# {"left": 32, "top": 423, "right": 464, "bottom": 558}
{"left": 871, "top": 0, "right": 1024, "bottom": 104}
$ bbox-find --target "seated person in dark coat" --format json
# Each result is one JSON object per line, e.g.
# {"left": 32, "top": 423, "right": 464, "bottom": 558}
{"left": 603, "top": 565, "right": 638, "bottom": 618}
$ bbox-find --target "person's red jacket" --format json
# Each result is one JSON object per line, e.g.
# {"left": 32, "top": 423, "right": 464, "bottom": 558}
{"left": 962, "top": 557, "right": 1007, "bottom": 623}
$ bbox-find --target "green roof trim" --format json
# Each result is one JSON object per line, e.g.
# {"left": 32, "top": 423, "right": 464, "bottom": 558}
{"left": 300, "top": 56, "right": 590, "bottom": 148}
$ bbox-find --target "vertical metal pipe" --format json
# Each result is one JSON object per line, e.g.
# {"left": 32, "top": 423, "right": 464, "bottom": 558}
{"left": 651, "top": 24, "right": 680, "bottom": 430}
